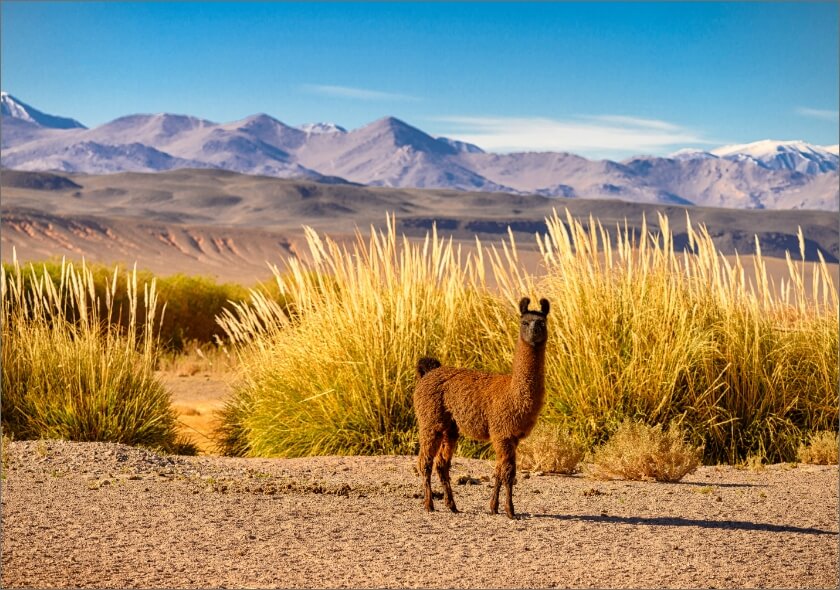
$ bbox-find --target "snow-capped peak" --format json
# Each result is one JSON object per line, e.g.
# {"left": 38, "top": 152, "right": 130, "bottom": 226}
{"left": 299, "top": 122, "right": 347, "bottom": 135}
{"left": 709, "top": 140, "right": 838, "bottom": 174}
{"left": 712, "top": 139, "right": 827, "bottom": 158}
{"left": 1, "top": 92, "right": 34, "bottom": 123}
{"left": 1, "top": 91, "right": 87, "bottom": 129}
{"left": 668, "top": 148, "right": 718, "bottom": 160}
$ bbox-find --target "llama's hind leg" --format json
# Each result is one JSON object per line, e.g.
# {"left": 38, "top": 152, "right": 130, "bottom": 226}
{"left": 419, "top": 430, "right": 443, "bottom": 512}
{"left": 434, "top": 423, "right": 459, "bottom": 513}
{"left": 489, "top": 437, "right": 518, "bottom": 518}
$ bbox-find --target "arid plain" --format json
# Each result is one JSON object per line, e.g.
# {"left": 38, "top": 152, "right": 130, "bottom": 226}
{"left": 2, "top": 168, "right": 838, "bottom": 588}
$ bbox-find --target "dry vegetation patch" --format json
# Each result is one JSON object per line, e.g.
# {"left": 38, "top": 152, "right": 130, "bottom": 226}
{"left": 518, "top": 422, "right": 585, "bottom": 474}
{"left": 798, "top": 430, "right": 839, "bottom": 465}
{"left": 589, "top": 420, "right": 702, "bottom": 482}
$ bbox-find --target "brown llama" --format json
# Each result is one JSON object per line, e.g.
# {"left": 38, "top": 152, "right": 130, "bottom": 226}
{"left": 413, "top": 297, "right": 550, "bottom": 519}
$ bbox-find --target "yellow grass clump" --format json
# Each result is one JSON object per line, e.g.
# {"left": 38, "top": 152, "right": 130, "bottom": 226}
{"left": 589, "top": 420, "right": 702, "bottom": 482}
{"left": 215, "top": 210, "right": 838, "bottom": 464}
{"left": 217, "top": 217, "right": 511, "bottom": 456}
{"left": 797, "top": 431, "right": 839, "bottom": 465}
{"left": 1, "top": 260, "right": 256, "bottom": 350}
{"left": 1, "top": 254, "right": 189, "bottom": 452}
{"left": 518, "top": 422, "right": 585, "bottom": 474}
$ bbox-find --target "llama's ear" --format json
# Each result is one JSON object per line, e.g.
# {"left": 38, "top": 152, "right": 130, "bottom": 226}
{"left": 519, "top": 297, "right": 531, "bottom": 315}
{"left": 539, "top": 298, "right": 550, "bottom": 315}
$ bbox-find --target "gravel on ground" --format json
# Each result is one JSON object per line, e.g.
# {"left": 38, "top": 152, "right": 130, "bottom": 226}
{"left": 2, "top": 440, "right": 837, "bottom": 588}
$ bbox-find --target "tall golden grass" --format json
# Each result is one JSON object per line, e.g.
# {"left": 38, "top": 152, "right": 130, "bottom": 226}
{"left": 1, "top": 254, "right": 188, "bottom": 451}
{"left": 216, "top": 210, "right": 837, "bottom": 463}
{"left": 1, "top": 260, "right": 256, "bottom": 350}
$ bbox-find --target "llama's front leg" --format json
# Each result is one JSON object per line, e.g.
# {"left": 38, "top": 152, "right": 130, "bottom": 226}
{"left": 502, "top": 439, "right": 519, "bottom": 519}
{"left": 420, "top": 431, "right": 443, "bottom": 512}
{"left": 489, "top": 437, "right": 517, "bottom": 517}
{"left": 489, "top": 463, "right": 502, "bottom": 514}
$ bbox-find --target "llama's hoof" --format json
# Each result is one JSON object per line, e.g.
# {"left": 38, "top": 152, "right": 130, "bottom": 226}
{"left": 424, "top": 503, "right": 435, "bottom": 512}
{"left": 447, "top": 503, "right": 459, "bottom": 513}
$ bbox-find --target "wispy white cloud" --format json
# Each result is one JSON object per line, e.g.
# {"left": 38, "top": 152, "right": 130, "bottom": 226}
{"left": 579, "top": 114, "right": 683, "bottom": 132}
{"left": 796, "top": 107, "right": 839, "bottom": 122}
{"left": 302, "top": 84, "right": 420, "bottom": 102}
{"left": 433, "top": 114, "right": 714, "bottom": 155}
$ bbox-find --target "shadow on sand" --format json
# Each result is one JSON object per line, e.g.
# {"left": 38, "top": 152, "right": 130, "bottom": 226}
{"left": 530, "top": 513, "right": 836, "bottom": 536}
{"left": 674, "top": 480, "right": 767, "bottom": 488}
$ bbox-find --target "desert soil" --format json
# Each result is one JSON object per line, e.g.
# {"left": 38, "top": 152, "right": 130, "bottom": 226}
{"left": 160, "top": 373, "right": 232, "bottom": 455}
{"left": 2, "top": 439, "right": 837, "bottom": 589}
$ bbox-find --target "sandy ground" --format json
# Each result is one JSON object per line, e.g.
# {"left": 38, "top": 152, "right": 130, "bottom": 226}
{"left": 161, "top": 373, "right": 231, "bottom": 454}
{"left": 2, "top": 439, "right": 837, "bottom": 589}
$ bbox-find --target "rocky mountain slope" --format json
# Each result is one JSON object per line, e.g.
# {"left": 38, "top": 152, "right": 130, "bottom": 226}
{"left": 2, "top": 92, "right": 837, "bottom": 210}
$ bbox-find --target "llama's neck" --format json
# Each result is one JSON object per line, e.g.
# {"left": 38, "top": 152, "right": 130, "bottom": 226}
{"left": 510, "top": 337, "right": 546, "bottom": 403}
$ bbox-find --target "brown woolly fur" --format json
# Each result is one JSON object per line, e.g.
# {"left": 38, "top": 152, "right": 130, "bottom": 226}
{"left": 416, "top": 357, "right": 442, "bottom": 379}
{"left": 413, "top": 297, "right": 549, "bottom": 518}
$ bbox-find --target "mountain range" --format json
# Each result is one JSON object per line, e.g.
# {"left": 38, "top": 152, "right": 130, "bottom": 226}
{"left": 2, "top": 92, "right": 838, "bottom": 210}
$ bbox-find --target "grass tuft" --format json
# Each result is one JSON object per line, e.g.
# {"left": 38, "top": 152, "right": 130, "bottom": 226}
{"left": 590, "top": 420, "right": 702, "bottom": 482}
{"left": 1, "top": 255, "right": 180, "bottom": 451}
{"left": 797, "top": 431, "right": 839, "bottom": 465}
{"left": 519, "top": 422, "right": 585, "bottom": 474}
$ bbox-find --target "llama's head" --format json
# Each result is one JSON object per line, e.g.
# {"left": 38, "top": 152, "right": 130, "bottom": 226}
{"left": 518, "top": 297, "right": 550, "bottom": 346}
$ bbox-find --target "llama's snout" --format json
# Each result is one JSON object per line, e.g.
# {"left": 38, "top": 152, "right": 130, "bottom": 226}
{"left": 522, "top": 318, "right": 547, "bottom": 345}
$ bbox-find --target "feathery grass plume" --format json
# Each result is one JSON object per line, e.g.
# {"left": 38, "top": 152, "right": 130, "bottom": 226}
{"left": 216, "top": 216, "right": 508, "bottom": 456}
{"left": 488, "top": 209, "right": 838, "bottom": 463}
{"left": 1, "top": 253, "right": 185, "bottom": 451}
{"left": 215, "top": 210, "right": 837, "bottom": 463}
{"left": 797, "top": 431, "right": 839, "bottom": 465}
{"left": 518, "top": 422, "right": 585, "bottom": 474}
{"left": 589, "top": 420, "right": 702, "bottom": 482}
{"left": 0, "top": 260, "right": 257, "bottom": 350}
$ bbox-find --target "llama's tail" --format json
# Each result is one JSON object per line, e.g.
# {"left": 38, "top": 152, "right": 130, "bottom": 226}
{"left": 416, "top": 357, "right": 442, "bottom": 379}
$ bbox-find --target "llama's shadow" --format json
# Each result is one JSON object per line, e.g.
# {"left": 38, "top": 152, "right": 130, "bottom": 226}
{"left": 527, "top": 513, "right": 836, "bottom": 536}
{"left": 675, "top": 480, "right": 766, "bottom": 488}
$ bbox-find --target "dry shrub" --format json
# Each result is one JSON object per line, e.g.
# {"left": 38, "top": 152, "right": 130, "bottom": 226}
{"left": 519, "top": 422, "right": 585, "bottom": 474}
{"left": 590, "top": 420, "right": 701, "bottom": 482}
{"left": 797, "top": 431, "right": 839, "bottom": 465}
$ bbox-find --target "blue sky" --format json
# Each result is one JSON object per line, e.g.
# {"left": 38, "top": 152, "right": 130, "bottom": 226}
{"left": 2, "top": 2, "right": 838, "bottom": 158}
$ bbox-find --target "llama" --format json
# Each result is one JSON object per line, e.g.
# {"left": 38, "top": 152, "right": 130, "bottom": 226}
{"left": 413, "top": 297, "right": 550, "bottom": 519}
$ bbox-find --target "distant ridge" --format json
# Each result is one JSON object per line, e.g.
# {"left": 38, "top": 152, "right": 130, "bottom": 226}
{"left": 1, "top": 91, "right": 837, "bottom": 211}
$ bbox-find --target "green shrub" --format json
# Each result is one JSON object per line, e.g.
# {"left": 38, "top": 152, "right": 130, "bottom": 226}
{"left": 1, "top": 260, "right": 265, "bottom": 350}
{"left": 1, "top": 257, "right": 186, "bottom": 451}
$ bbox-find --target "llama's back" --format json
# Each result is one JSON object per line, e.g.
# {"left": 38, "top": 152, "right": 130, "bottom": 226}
{"left": 415, "top": 365, "right": 510, "bottom": 441}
